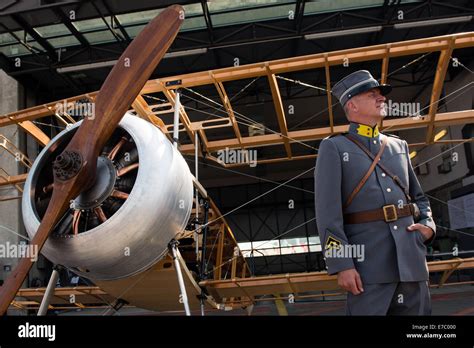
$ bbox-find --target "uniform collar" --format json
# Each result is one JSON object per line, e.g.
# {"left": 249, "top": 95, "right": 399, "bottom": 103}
{"left": 349, "top": 122, "right": 379, "bottom": 138}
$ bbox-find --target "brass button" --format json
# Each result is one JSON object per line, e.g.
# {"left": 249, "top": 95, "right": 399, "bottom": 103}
{"left": 386, "top": 188, "right": 392, "bottom": 192}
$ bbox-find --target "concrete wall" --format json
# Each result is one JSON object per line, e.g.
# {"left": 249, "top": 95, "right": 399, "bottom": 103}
{"left": 0, "top": 69, "right": 23, "bottom": 285}
{"left": 0, "top": 70, "right": 46, "bottom": 297}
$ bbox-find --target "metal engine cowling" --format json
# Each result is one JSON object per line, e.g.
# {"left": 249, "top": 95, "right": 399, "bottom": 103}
{"left": 22, "top": 113, "right": 193, "bottom": 281}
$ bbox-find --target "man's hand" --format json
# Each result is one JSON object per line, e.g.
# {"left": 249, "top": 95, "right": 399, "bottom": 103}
{"left": 337, "top": 268, "right": 364, "bottom": 295}
{"left": 407, "top": 223, "right": 433, "bottom": 241}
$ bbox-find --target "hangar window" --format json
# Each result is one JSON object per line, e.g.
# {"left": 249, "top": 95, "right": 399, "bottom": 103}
{"left": 34, "top": 23, "right": 70, "bottom": 37}
{"left": 0, "top": 30, "right": 24, "bottom": 44}
{"left": 304, "top": 0, "right": 421, "bottom": 15}
{"left": 208, "top": 0, "right": 296, "bottom": 27}
{"left": 0, "top": 30, "right": 40, "bottom": 56}
{"left": 239, "top": 236, "right": 321, "bottom": 257}
{"left": 82, "top": 31, "right": 117, "bottom": 45}
{"left": 72, "top": 18, "right": 108, "bottom": 32}
{"left": 47, "top": 35, "right": 80, "bottom": 48}
{"left": 31, "top": 23, "right": 83, "bottom": 48}
{"left": 116, "top": 8, "right": 163, "bottom": 26}
{"left": 118, "top": 3, "right": 206, "bottom": 37}
{"left": 0, "top": 30, "right": 43, "bottom": 56}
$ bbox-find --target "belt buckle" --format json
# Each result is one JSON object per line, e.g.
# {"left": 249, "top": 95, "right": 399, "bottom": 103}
{"left": 383, "top": 204, "right": 397, "bottom": 222}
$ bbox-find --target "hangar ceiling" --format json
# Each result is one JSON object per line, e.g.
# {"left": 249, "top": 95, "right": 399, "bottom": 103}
{"left": 0, "top": 0, "right": 473, "bottom": 100}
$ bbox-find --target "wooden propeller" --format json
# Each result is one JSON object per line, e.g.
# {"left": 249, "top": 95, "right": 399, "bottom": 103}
{"left": 0, "top": 5, "right": 184, "bottom": 315}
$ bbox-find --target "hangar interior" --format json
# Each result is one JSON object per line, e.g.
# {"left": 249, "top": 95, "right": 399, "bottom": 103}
{"left": 0, "top": 0, "right": 473, "bottom": 315}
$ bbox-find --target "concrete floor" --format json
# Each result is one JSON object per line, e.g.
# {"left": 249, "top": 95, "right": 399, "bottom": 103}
{"left": 204, "top": 284, "right": 474, "bottom": 316}
{"left": 56, "top": 283, "right": 474, "bottom": 316}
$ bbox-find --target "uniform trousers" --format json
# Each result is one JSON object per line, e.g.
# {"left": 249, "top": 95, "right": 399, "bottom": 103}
{"left": 346, "top": 281, "right": 431, "bottom": 315}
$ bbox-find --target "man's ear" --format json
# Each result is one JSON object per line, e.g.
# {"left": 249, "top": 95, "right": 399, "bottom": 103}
{"left": 347, "top": 99, "right": 357, "bottom": 114}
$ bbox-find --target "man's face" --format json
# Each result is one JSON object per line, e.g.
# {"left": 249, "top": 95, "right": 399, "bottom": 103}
{"left": 350, "top": 88, "right": 387, "bottom": 119}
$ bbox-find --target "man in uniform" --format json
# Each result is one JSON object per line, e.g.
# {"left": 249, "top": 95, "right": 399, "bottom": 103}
{"left": 314, "top": 70, "right": 436, "bottom": 315}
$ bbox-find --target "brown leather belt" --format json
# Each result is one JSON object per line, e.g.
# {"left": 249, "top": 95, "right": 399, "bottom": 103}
{"left": 344, "top": 204, "right": 415, "bottom": 224}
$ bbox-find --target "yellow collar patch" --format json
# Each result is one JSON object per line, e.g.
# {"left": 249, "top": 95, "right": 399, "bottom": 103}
{"left": 356, "top": 124, "right": 379, "bottom": 138}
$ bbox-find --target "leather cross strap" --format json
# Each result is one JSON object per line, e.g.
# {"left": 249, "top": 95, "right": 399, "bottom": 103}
{"left": 344, "top": 133, "right": 412, "bottom": 204}
{"left": 343, "top": 136, "right": 387, "bottom": 209}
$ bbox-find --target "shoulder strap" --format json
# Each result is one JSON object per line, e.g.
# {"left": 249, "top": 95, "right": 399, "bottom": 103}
{"left": 343, "top": 136, "right": 387, "bottom": 209}
{"left": 344, "top": 133, "right": 412, "bottom": 204}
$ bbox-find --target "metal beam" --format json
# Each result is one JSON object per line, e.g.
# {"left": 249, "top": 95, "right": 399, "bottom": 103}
{"left": 201, "top": 0, "right": 214, "bottom": 43}
{"left": 102, "top": 0, "right": 131, "bottom": 42}
{"left": 161, "top": 86, "right": 197, "bottom": 148}
{"left": 52, "top": 7, "right": 89, "bottom": 47}
{"left": 10, "top": 13, "right": 56, "bottom": 60}
{"left": 294, "top": 0, "right": 306, "bottom": 33}
{"left": 90, "top": 1, "right": 125, "bottom": 47}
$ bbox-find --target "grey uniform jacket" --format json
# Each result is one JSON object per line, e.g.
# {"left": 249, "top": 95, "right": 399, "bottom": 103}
{"left": 314, "top": 122, "right": 436, "bottom": 284}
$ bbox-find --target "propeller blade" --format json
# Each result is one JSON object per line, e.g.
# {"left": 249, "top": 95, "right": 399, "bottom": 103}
{"left": 0, "top": 4, "right": 184, "bottom": 315}
{"left": 0, "top": 183, "right": 72, "bottom": 314}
